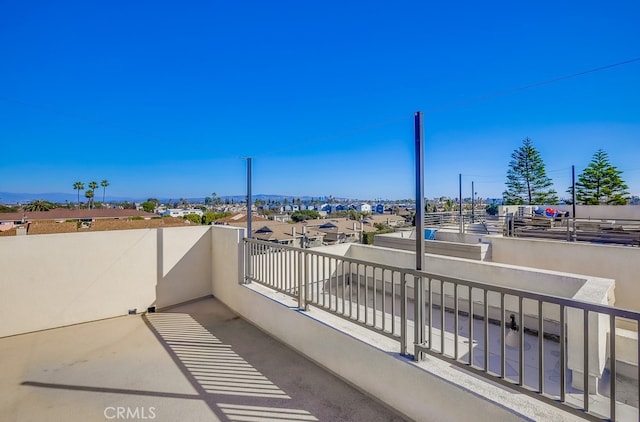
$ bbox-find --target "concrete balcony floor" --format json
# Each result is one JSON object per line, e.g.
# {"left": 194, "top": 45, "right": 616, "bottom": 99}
{"left": 0, "top": 297, "right": 405, "bottom": 422}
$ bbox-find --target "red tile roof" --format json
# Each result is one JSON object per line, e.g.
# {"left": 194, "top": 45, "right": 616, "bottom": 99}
{"left": 0, "top": 208, "right": 156, "bottom": 222}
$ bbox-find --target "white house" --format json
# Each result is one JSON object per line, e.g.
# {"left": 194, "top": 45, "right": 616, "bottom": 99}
{"left": 163, "top": 208, "right": 203, "bottom": 218}
{"left": 356, "top": 203, "right": 372, "bottom": 213}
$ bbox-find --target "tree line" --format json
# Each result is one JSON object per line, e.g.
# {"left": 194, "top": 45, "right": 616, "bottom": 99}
{"left": 503, "top": 138, "right": 630, "bottom": 205}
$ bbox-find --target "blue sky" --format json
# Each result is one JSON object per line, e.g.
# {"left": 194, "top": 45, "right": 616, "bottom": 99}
{"left": 1, "top": 1, "right": 639, "bottom": 201}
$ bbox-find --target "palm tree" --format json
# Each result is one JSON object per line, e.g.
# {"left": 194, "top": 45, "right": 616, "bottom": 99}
{"left": 85, "top": 189, "right": 95, "bottom": 209}
{"left": 88, "top": 181, "right": 99, "bottom": 208}
{"left": 23, "top": 200, "right": 54, "bottom": 212}
{"left": 73, "top": 181, "right": 85, "bottom": 207}
{"left": 101, "top": 180, "right": 109, "bottom": 205}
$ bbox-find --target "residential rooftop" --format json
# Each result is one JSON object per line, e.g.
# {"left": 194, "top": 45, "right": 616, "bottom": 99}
{"left": 0, "top": 297, "right": 404, "bottom": 421}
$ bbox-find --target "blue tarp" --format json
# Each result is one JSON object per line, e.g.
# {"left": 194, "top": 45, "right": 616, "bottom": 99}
{"left": 424, "top": 229, "right": 438, "bottom": 240}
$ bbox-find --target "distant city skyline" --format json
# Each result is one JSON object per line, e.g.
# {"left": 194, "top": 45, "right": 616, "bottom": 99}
{"left": 1, "top": 2, "right": 639, "bottom": 200}
{"left": 0, "top": 190, "right": 507, "bottom": 206}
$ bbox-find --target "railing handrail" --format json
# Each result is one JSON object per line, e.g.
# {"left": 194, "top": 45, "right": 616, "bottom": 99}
{"left": 244, "top": 238, "right": 640, "bottom": 321}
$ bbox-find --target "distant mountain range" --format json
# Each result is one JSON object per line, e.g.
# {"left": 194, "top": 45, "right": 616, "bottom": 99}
{"left": 0, "top": 192, "right": 350, "bottom": 205}
{"left": 0, "top": 192, "right": 151, "bottom": 204}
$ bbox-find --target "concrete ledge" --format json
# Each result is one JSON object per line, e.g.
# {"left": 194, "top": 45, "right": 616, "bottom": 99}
{"left": 374, "top": 233, "right": 489, "bottom": 260}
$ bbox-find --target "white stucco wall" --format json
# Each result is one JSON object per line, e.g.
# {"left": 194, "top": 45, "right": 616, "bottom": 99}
{"left": 0, "top": 226, "right": 213, "bottom": 338}
{"left": 488, "top": 236, "right": 639, "bottom": 312}
{"left": 500, "top": 204, "right": 640, "bottom": 220}
{"left": 555, "top": 205, "right": 640, "bottom": 220}
{"left": 344, "top": 243, "right": 589, "bottom": 299}
{"left": 156, "top": 226, "right": 212, "bottom": 308}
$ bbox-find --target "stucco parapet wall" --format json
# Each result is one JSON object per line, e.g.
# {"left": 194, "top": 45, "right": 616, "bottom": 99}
{"left": 332, "top": 243, "right": 615, "bottom": 304}
{"left": 0, "top": 226, "right": 214, "bottom": 338}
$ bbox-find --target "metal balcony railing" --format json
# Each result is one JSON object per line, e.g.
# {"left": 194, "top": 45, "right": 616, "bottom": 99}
{"left": 244, "top": 238, "right": 640, "bottom": 421}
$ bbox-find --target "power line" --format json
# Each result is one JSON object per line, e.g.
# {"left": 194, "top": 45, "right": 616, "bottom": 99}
{"left": 422, "top": 57, "right": 640, "bottom": 114}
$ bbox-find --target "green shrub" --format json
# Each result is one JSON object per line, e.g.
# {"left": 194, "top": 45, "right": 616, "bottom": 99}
{"left": 184, "top": 214, "right": 202, "bottom": 224}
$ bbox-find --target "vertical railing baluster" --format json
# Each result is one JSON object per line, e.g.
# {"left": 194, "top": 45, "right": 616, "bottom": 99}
{"left": 348, "top": 262, "right": 353, "bottom": 318}
{"left": 428, "top": 278, "right": 432, "bottom": 351}
{"left": 373, "top": 267, "right": 378, "bottom": 329}
{"left": 254, "top": 242, "right": 258, "bottom": 282}
{"left": 501, "top": 293, "right": 506, "bottom": 379}
{"left": 560, "top": 304, "right": 566, "bottom": 403}
{"left": 267, "top": 245, "right": 271, "bottom": 286}
{"left": 484, "top": 289, "right": 489, "bottom": 373}
{"left": 297, "top": 250, "right": 303, "bottom": 309}
{"left": 304, "top": 252, "right": 309, "bottom": 310}
{"left": 277, "top": 247, "right": 281, "bottom": 291}
{"left": 400, "top": 272, "right": 407, "bottom": 356}
{"left": 519, "top": 296, "right": 524, "bottom": 387}
{"left": 539, "top": 300, "right": 544, "bottom": 394}
{"left": 356, "top": 263, "right": 361, "bottom": 321}
{"left": 315, "top": 254, "right": 319, "bottom": 305}
{"left": 610, "top": 314, "right": 616, "bottom": 422}
{"left": 391, "top": 270, "right": 396, "bottom": 336}
{"left": 284, "top": 248, "right": 288, "bottom": 292}
{"left": 341, "top": 259, "right": 345, "bottom": 315}
{"left": 273, "top": 246, "right": 276, "bottom": 287}
{"left": 263, "top": 243, "right": 267, "bottom": 283}
{"left": 584, "top": 309, "right": 590, "bottom": 412}
{"left": 454, "top": 283, "right": 459, "bottom": 361}
{"left": 441, "top": 280, "right": 445, "bottom": 355}
{"left": 255, "top": 242, "right": 258, "bottom": 281}
{"left": 469, "top": 286, "right": 473, "bottom": 366}
{"left": 323, "top": 256, "right": 327, "bottom": 308}
{"left": 382, "top": 269, "right": 387, "bottom": 332}
{"left": 288, "top": 250, "right": 295, "bottom": 292}
{"left": 328, "top": 257, "right": 333, "bottom": 311}
{"left": 244, "top": 241, "right": 248, "bottom": 281}
{"left": 364, "top": 265, "right": 369, "bottom": 326}
{"left": 414, "top": 274, "right": 424, "bottom": 361}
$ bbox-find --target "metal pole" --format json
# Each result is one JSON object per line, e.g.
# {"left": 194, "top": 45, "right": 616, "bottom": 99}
{"left": 572, "top": 165, "right": 576, "bottom": 242}
{"left": 245, "top": 157, "right": 252, "bottom": 284}
{"left": 572, "top": 165, "right": 576, "bottom": 219}
{"left": 459, "top": 173, "right": 463, "bottom": 233}
{"left": 247, "top": 157, "right": 252, "bottom": 239}
{"left": 414, "top": 111, "right": 425, "bottom": 360}
{"left": 471, "top": 181, "right": 475, "bottom": 223}
{"left": 415, "top": 112, "right": 424, "bottom": 271}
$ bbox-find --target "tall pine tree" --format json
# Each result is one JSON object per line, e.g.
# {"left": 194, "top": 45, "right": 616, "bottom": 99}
{"left": 503, "top": 138, "right": 558, "bottom": 205}
{"left": 570, "top": 149, "right": 629, "bottom": 205}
